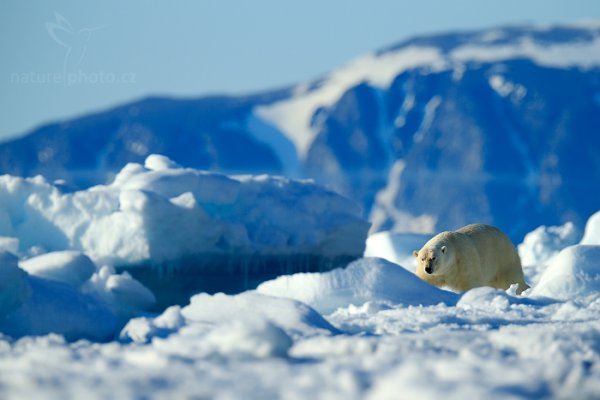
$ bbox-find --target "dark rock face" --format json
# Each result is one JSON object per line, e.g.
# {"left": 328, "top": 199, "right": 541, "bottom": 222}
{"left": 2, "top": 25, "right": 600, "bottom": 242}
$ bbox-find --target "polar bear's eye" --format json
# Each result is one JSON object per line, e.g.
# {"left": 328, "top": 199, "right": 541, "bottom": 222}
{"left": 432, "top": 256, "right": 436, "bottom": 261}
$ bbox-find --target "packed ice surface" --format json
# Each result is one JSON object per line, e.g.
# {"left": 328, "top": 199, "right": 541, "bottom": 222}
{"left": 257, "top": 257, "right": 457, "bottom": 314}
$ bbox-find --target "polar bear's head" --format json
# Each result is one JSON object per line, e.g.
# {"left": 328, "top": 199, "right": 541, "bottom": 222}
{"left": 413, "top": 237, "right": 454, "bottom": 277}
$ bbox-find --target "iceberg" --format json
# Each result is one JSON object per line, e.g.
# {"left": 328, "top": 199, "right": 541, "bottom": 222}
{"left": 0, "top": 154, "right": 369, "bottom": 308}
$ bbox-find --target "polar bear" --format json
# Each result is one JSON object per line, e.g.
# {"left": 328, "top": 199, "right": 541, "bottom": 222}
{"left": 413, "top": 224, "right": 529, "bottom": 295}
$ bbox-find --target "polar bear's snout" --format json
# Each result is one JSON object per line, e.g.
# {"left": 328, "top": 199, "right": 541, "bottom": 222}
{"left": 424, "top": 264, "right": 433, "bottom": 274}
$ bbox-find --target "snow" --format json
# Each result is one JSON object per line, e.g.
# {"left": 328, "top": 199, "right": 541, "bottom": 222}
{"left": 180, "top": 292, "right": 338, "bottom": 340}
{"left": 531, "top": 245, "right": 600, "bottom": 300}
{"left": 255, "top": 46, "right": 446, "bottom": 158}
{"left": 0, "top": 250, "right": 154, "bottom": 341}
{"left": 0, "top": 276, "right": 118, "bottom": 342}
{"left": 2, "top": 158, "right": 600, "bottom": 397}
{"left": 413, "top": 95, "right": 442, "bottom": 143}
{"left": 83, "top": 266, "right": 156, "bottom": 320}
{"left": 0, "top": 237, "right": 18, "bottom": 255}
{"left": 489, "top": 74, "right": 527, "bottom": 99}
{"left": 0, "top": 252, "right": 30, "bottom": 319}
{"left": 369, "top": 160, "right": 438, "bottom": 234}
{"left": 364, "top": 231, "right": 431, "bottom": 270}
{"left": 582, "top": 210, "right": 600, "bottom": 244}
{"left": 246, "top": 113, "right": 302, "bottom": 177}
{"left": 257, "top": 257, "right": 457, "bottom": 314}
{"left": 255, "top": 27, "right": 600, "bottom": 163}
{"left": 518, "top": 222, "right": 581, "bottom": 285}
{"left": 452, "top": 35, "right": 600, "bottom": 70}
{"left": 2, "top": 274, "right": 600, "bottom": 399}
{"left": 20, "top": 251, "right": 96, "bottom": 288}
{"left": 0, "top": 155, "right": 368, "bottom": 267}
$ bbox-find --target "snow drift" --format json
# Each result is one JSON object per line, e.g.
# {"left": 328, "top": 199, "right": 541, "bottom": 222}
{"left": 257, "top": 257, "right": 458, "bottom": 314}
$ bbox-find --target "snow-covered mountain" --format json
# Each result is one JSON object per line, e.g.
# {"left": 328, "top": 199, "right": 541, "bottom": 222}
{"left": 2, "top": 23, "right": 600, "bottom": 241}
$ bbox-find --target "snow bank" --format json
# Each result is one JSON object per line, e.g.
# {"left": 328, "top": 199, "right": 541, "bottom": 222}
{"left": 257, "top": 258, "right": 458, "bottom": 314}
{"left": 531, "top": 245, "right": 600, "bottom": 300}
{"left": 0, "top": 155, "right": 368, "bottom": 298}
{"left": 363, "top": 231, "right": 431, "bottom": 272}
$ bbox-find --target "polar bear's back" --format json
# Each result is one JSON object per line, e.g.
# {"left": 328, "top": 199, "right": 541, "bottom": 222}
{"left": 456, "top": 224, "right": 522, "bottom": 284}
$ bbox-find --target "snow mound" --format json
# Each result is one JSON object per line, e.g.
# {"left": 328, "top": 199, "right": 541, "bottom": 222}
{"left": 581, "top": 210, "right": 600, "bottom": 244}
{"left": 518, "top": 222, "right": 581, "bottom": 267}
{"left": 363, "top": 231, "right": 431, "bottom": 272}
{"left": 0, "top": 153, "right": 368, "bottom": 273}
{"left": 181, "top": 292, "right": 338, "bottom": 339}
{"left": 257, "top": 257, "right": 458, "bottom": 314}
{"left": 20, "top": 251, "right": 96, "bottom": 288}
{"left": 121, "top": 291, "right": 332, "bottom": 358}
{"left": 531, "top": 245, "right": 600, "bottom": 300}
{"left": 0, "top": 252, "right": 31, "bottom": 318}
{"left": 200, "top": 319, "right": 293, "bottom": 359}
{"left": 518, "top": 222, "right": 582, "bottom": 285}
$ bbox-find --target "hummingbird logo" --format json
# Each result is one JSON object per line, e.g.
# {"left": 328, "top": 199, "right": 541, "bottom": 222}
{"left": 45, "top": 12, "right": 104, "bottom": 76}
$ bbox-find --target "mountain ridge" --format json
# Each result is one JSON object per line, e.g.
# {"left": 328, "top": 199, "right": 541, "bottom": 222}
{"left": 1, "top": 22, "right": 599, "bottom": 242}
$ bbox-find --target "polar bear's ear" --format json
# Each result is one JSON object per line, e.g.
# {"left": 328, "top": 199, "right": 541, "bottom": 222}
{"left": 441, "top": 246, "right": 447, "bottom": 254}
{"left": 412, "top": 250, "right": 418, "bottom": 257}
